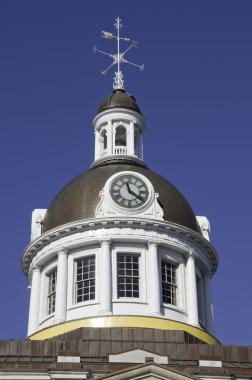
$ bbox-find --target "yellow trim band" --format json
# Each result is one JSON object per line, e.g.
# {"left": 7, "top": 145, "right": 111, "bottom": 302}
{"left": 29, "top": 316, "right": 219, "bottom": 344}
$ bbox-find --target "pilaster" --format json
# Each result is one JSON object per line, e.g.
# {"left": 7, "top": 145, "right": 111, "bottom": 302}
{"left": 185, "top": 252, "right": 199, "bottom": 327}
{"left": 107, "top": 120, "right": 113, "bottom": 155}
{"left": 54, "top": 249, "right": 68, "bottom": 324}
{"left": 127, "top": 120, "right": 135, "bottom": 156}
{"left": 27, "top": 266, "right": 41, "bottom": 336}
{"left": 98, "top": 239, "right": 112, "bottom": 315}
{"left": 148, "top": 241, "right": 161, "bottom": 316}
{"left": 94, "top": 130, "right": 100, "bottom": 160}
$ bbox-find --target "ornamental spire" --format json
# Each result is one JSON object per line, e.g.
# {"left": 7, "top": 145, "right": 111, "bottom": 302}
{"left": 93, "top": 17, "right": 144, "bottom": 90}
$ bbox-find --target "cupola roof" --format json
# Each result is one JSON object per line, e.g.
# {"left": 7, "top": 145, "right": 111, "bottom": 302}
{"left": 96, "top": 89, "right": 141, "bottom": 115}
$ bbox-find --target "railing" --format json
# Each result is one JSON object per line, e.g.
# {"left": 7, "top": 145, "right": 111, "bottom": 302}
{"left": 114, "top": 146, "right": 127, "bottom": 155}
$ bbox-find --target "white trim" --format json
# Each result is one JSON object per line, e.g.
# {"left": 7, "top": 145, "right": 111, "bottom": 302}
{"left": 23, "top": 218, "right": 218, "bottom": 277}
{"left": 39, "top": 260, "right": 57, "bottom": 325}
{"left": 112, "top": 243, "right": 147, "bottom": 303}
{"left": 67, "top": 246, "right": 99, "bottom": 311}
{"left": 159, "top": 247, "right": 185, "bottom": 311}
{"left": 96, "top": 171, "right": 156, "bottom": 217}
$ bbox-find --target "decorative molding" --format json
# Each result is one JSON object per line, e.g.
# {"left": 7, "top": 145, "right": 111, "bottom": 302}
{"left": 28, "top": 315, "right": 220, "bottom": 344}
{"left": 148, "top": 240, "right": 159, "bottom": 247}
{"left": 22, "top": 217, "right": 218, "bottom": 277}
{"left": 99, "top": 239, "right": 111, "bottom": 246}
{"left": 95, "top": 171, "right": 164, "bottom": 220}
{"left": 58, "top": 248, "right": 68, "bottom": 256}
{"left": 196, "top": 216, "right": 211, "bottom": 241}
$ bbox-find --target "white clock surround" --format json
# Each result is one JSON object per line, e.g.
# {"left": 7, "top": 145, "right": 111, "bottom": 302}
{"left": 95, "top": 171, "right": 164, "bottom": 219}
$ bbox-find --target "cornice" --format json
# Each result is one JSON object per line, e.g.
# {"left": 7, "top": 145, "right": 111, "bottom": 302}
{"left": 22, "top": 217, "right": 218, "bottom": 277}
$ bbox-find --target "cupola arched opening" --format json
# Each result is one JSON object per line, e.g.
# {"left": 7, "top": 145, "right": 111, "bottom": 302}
{"left": 115, "top": 126, "right": 126, "bottom": 146}
{"left": 114, "top": 125, "right": 127, "bottom": 155}
{"left": 100, "top": 128, "right": 107, "bottom": 156}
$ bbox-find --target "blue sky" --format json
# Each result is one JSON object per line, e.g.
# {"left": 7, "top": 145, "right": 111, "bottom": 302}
{"left": 0, "top": 0, "right": 251, "bottom": 345}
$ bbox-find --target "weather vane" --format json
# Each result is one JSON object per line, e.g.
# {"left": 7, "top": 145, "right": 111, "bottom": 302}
{"left": 93, "top": 17, "right": 144, "bottom": 90}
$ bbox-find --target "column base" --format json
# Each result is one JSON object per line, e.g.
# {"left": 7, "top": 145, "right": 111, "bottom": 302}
{"left": 97, "top": 310, "right": 112, "bottom": 316}
{"left": 54, "top": 318, "right": 65, "bottom": 325}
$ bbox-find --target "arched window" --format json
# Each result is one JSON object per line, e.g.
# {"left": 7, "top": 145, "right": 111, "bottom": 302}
{"left": 100, "top": 129, "right": 107, "bottom": 155}
{"left": 115, "top": 126, "right": 126, "bottom": 146}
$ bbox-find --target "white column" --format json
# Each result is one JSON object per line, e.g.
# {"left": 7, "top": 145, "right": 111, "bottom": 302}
{"left": 203, "top": 273, "right": 215, "bottom": 334}
{"left": 148, "top": 241, "right": 161, "bottom": 315}
{"left": 113, "top": 129, "right": 116, "bottom": 154}
{"left": 139, "top": 132, "right": 143, "bottom": 159}
{"left": 185, "top": 253, "right": 199, "bottom": 326}
{"left": 94, "top": 130, "right": 100, "bottom": 160}
{"left": 107, "top": 120, "right": 113, "bottom": 155}
{"left": 98, "top": 240, "right": 112, "bottom": 315}
{"left": 27, "top": 266, "right": 41, "bottom": 336}
{"left": 127, "top": 121, "right": 135, "bottom": 156}
{"left": 54, "top": 249, "right": 68, "bottom": 324}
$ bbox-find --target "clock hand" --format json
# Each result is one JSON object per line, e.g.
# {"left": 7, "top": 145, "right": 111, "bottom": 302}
{"left": 136, "top": 194, "right": 145, "bottom": 202}
{"left": 125, "top": 181, "right": 145, "bottom": 202}
{"left": 126, "top": 181, "right": 131, "bottom": 193}
{"left": 126, "top": 182, "right": 137, "bottom": 196}
{"left": 127, "top": 187, "right": 145, "bottom": 202}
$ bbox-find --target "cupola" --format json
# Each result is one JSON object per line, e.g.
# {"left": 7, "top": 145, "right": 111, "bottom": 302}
{"left": 92, "top": 89, "right": 146, "bottom": 167}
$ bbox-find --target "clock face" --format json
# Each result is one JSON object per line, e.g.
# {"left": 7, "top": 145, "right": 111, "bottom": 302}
{"left": 110, "top": 174, "right": 149, "bottom": 208}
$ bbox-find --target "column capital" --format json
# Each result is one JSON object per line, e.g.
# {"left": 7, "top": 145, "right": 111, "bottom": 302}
{"left": 58, "top": 248, "right": 68, "bottom": 256}
{"left": 31, "top": 265, "right": 41, "bottom": 273}
{"left": 187, "top": 251, "right": 197, "bottom": 260}
{"left": 148, "top": 240, "right": 159, "bottom": 248}
{"left": 99, "top": 239, "right": 111, "bottom": 247}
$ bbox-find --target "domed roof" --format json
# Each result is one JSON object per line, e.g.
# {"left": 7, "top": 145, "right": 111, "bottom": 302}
{"left": 43, "top": 162, "right": 199, "bottom": 233}
{"left": 96, "top": 89, "right": 141, "bottom": 114}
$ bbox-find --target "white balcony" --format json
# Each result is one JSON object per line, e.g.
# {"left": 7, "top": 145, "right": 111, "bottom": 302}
{"left": 114, "top": 146, "right": 127, "bottom": 155}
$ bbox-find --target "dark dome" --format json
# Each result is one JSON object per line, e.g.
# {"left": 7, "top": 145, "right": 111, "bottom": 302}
{"left": 43, "top": 162, "right": 199, "bottom": 233}
{"left": 96, "top": 89, "right": 141, "bottom": 114}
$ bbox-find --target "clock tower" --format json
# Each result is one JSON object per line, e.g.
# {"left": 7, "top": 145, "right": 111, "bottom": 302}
{"left": 23, "top": 19, "right": 218, "bottom": 345}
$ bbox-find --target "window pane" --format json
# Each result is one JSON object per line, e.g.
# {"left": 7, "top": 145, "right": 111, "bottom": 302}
{"left": 161, "top": 260, "right": 177, "bottom": 306}
{"left": 47, "top": 270, "right": 57, "bottom": 315}
{"left": 76, "top": 256, "right": 96, "bottom": 303}
{"left": 117, "top": 254, "right": 139, "bottom": 298}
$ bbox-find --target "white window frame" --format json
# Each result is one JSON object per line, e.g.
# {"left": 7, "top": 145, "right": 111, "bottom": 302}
{"left": 117, "top": 254, "right": 140, "bottom": 299}
{"left": 159, "top": 248, "right": 186, "bottom": 311}
{"left": 75, "top": 256, "right": 96, "bottom": 304}
{"left": 67, "top": 247, "right": 99, "bottom": 310}
{"left": 112, "top": 244, "right": 146, "bottom": 303}
{"left": 161, "top": 260, "right": 177, "bottom": 306}
{"left": 47, "top": 269, "right": 57, "bottom": 315}
{"left": 39, "top": 260, "right": 57, "bottom": 325}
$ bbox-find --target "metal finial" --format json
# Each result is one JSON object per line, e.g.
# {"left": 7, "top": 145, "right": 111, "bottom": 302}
{"left": 93, "top": 17, "right": 144, "bottom": 90}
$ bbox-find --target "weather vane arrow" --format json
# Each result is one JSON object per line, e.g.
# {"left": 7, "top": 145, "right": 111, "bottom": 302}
{"left": 93, "top": 17, "right": 144, "bottom": 90}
